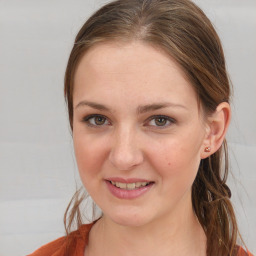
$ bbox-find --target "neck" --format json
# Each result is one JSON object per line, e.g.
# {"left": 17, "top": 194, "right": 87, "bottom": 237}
{"left": 85, "top": 199, "right": 206, "bottom": 256}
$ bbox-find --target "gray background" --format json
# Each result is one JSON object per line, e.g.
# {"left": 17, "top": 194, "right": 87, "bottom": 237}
{"left": 0, "top": 0, "right": 255, "bottom": 255}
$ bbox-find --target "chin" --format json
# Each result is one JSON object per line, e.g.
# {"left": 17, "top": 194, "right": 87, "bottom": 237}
{"left": 106, "top": 208, "right": 152, "bottom": 227}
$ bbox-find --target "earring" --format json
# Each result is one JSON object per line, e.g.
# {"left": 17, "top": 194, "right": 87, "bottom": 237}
{"left": 204, "top": 146, "right": 211, "bottom": 152}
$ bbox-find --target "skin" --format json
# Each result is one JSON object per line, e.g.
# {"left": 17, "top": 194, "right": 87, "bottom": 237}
{"left": 72, "top": 41, "right": 230, "bottom": 256}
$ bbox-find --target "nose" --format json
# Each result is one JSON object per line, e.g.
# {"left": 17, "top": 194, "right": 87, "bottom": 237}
{"left": 108, "top": 126, "right": 144, "bottom": 171}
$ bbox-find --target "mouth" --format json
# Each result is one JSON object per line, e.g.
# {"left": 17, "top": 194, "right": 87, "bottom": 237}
{"left": 105, "top": 178, "right": 155, "bottom": 199}
{"left": 108, "top": 180, "right": 153, "bottom": 190}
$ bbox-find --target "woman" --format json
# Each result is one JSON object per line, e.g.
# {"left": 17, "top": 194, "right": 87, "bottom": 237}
{"left": 29, "top": 0, "right": 253, "bottom": 255}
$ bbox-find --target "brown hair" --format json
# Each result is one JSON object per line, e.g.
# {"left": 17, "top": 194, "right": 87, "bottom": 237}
{"left": 64, "top": 0, "right": 242, "bottom": 255}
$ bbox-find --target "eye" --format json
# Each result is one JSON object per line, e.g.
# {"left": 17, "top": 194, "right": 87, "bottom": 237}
{"left": 146, "top": 115, "right": 175, "bottom": 128}
{"left": 83, "top": 114, "right": 110, "bottom": 127}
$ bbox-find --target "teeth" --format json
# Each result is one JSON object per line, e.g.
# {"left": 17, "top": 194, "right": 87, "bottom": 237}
{"left": 136, "top": 182, "right": 147, "bottom": 187}
{"left": 116, "top": 182, "right": 126, "bottom": 189}
{"left": 127, "top": 183, "right": 135, "bottom": 190}
{"left": 110, "top": 181, "right": 150, "bottom": 190}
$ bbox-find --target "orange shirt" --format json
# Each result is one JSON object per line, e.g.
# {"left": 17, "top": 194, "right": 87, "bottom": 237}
{"left": 27, "top": 223, "right": 93, "bottom": 256}
{"left": 28, "top": 223, "right": 253, "bottom": 256}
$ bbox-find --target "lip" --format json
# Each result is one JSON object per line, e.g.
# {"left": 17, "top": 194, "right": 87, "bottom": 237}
{"left": 105, "top": 178, "right": 154, "bottom": 200}
{"left": 106, "top": 177, "right": 151, "bottom": 183}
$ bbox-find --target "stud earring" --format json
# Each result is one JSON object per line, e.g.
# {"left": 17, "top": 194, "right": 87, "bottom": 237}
{"left": 204, "top": 146, "right": 211, "bottom": 152}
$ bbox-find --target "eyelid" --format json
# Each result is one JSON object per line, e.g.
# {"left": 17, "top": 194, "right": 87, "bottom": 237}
{"left": 82, "top": 114, "right": 111, "bottom": 127}
{"left": 145, "top": 115, "right": 176, "bottom": 128}
{"left": 81, "top": 114, "right": 175, "bottom": 128}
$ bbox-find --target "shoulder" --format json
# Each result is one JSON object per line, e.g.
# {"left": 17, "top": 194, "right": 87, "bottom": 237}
{"left": 237, "top": 246, "right": 254, "bottom": 256}
{"left": 27, "top": 223, "right": 94, "bottom": 256}
{"left": 27, "top": 236, "right": 67, "bottom": 256}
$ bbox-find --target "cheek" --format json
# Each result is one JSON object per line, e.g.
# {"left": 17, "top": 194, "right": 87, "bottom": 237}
{"left": 148, "top": 135, "right": 202, "bottom": 182}
{"left": 73, "top": 133, "right": 107, "bottom": 183}
{"left": 156, "top": 145, "right": 200, "bottom": 200}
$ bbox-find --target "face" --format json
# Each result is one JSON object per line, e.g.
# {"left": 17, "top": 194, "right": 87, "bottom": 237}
{"left": 73, "top": 41, "right": 210, "bottom": 227}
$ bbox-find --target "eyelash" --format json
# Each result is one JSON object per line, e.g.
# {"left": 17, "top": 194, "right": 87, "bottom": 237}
{"left": 146, "top": 115, "right": 176, "bottom": 128}
{"left": 82, "top": 114, "right": 176, "bottom": 128}
{"left": 82, "top": 114, "right": 110, "bottom": 127}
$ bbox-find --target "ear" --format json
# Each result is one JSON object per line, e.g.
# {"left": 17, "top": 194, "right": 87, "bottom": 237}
{"left": 200, "top": 102, "right": 231, "bottom": 159}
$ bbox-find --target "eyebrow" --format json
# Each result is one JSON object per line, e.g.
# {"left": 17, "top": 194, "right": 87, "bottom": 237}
{"left": 75, "top": 100, "right": 187, "bottom": 113}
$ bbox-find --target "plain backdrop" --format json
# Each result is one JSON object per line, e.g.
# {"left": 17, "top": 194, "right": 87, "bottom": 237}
{"left": 0, "top": 0, "right": 255, "bottom": 255}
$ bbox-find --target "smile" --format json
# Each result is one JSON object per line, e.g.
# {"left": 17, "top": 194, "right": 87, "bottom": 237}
{"left": 110, "top": 181, "right": 151, "bottom": 190}
{"left": 105, "top": 179, "right": 154, "bottom": 199}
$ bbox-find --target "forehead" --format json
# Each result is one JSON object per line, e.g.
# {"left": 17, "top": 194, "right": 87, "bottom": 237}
{"left": 73, "top": 41, "right": 199, "bottom": 111}
{"left": 76, "top": 41, "right": 185, "bottom": 80}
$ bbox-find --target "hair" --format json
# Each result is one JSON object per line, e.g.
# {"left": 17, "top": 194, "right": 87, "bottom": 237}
{"left": 63, "top": 0, "right": 243, "bottom": 255}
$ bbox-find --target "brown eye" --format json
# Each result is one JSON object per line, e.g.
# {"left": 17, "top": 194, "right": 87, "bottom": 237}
{"left": 94, "top": 116, "right": 106, "bottom": 125}
{"left": 146, "top": 115, "right": 175, "bottom": 128}
{"left": 83, "top": 115, "right": 110, "bottom": 127}
{"left": 155, "top": 117, "right": 167, "bottom": 126}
